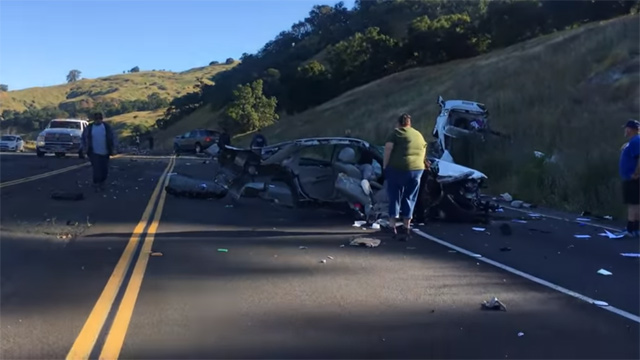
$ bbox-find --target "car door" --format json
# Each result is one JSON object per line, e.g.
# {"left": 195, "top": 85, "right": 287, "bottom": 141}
{"left": 178, "top": 131, "right": 194, "bottom": 150}
{"left": 292, "top": 144, "right": 338, "bottom": 201}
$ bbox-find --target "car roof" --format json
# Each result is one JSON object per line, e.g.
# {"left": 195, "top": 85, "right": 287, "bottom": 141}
{"left": 441, "top": 100, "right": 487, "bottom": 114}
{"left": 51, "top": 119, "right": 87, "bottom": 122}
{"left": 269, "top": 137, "right": 372, "bottom": 149}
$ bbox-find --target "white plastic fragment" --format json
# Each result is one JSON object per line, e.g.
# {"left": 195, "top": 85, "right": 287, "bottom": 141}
{"left": 371, "top": 223, "right": 381, "bottom": 230}
{"left": 320, "top": 259, "right": 327, "bottom": 264}
{"left": 597, "top": 269, "right": 613, "bottom": 276}
{"left": 512, "top": 219, "right": 528, "bottom": 224}
{"left": 592, "top": 300, "right": 609, "bottom": 306}
{"left": 353, "top": 221, "right": 367, "bottom": 227}
{"left": 599, "top": 230, "right": 625, "bottom": 239}
{"left": 534, "top": 151, "right": 545, "bottom": 158}
{"left": 574, "top": 235, "right": 591, "bottom": 239}
{"left": 500, "top": 193, "right": 513, "bottom": 202}
{"left": 621, "top": 253, "right": 640, "bottom": 257}
{"left": 576, "top": 217, "right": 591, "bottom": 222}
{"left": 472, "top": 227, "right": 486, "bottom": 232}
{"left": 517, "top": 332, "right": 525, "bottom": 337}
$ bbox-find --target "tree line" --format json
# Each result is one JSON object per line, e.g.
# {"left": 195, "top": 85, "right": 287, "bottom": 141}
{"left": 159, "top": 0, "right": 639, "bottom": 134}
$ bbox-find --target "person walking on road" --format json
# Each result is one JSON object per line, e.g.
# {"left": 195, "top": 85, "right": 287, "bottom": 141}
{"left": 383, "top": 113, "right": 427, "bottom": 241}
{"left": 619, "top": 119, "right": 640, "bottom": 237}
{"left": 250, "top": 128, "right": 267, "bottom": 150}
{"left": 218, "top": 128, "right": 231, "bottom": 150}
{"left": 82, "top": 112, "right": 117, "bottom": 192}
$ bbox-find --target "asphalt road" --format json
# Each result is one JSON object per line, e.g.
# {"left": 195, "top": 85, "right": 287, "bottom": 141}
{"left": 1, "top": 153, "right": 638, "bottom": 359}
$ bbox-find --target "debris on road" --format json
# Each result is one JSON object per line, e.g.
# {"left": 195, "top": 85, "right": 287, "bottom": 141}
{"left": 51, "top": 192, "right": 84, "bottom": 201}
{"left": 164, "top": 173, "right": 227, "bottom": 199}
{"left": 597, "top": 269, "right": 613, "bottom": 276}
{"left": 320, "top": 259, "right": 327, "bottom": 264}
{"left": 500, "top": 193, "right": 513, "bottom": 202}
{"left": 499, "top": 224, "right": 513, "bottom": 236}
{"left": 511, "top": 200, "right": 524, "bottom": 208}
{"left": 150, "top": 252, "right": 163, "bottom": 257}
{"left": 353, "top": 220, "right": 367, "bottom": 227}
{"left": 517, "top": 332, "right": 525, "bottom": 337}
{"left": 349, "top": 237, "right": 381, "bottom": 248}
{"left": 534, "top": 151, "right": 545, "bottom": 158}
{"left": 472, "top": 227, "right": 486, "bottom": 232}
{"left": 574, "top": 234, "right": 591, "bottom": 239}
{"left": 57, "top": 233, "right": 72, "bottom": 240}
{"left": 299, "top": 246, "right": 308, "bottom": 250}
{"left": 217, "top": 248, "right": 229, "bottom": 253}
{"left": 371, "top": 223, "right": 381, "bottom": 230}
{"left": 499, "top": 247, "right": 512, "bottom": 252}
{"left": 592, "top": 300, "right": 609, "bottom": 306}
{"left": 511, "top": 219, "right": 527, "bottom": 224}
{"left": 327, "top": 256, "right": 334, "bottom": 260}
{"left": 576, "top": 217, "right": 591, "bottom": 222}
{"left": 621, "top": 253, "right": 640, "bottom": 257}
{"left": 66, "top": 220, "right": 79, "bottom": 226}
{"left": 481, "top": 297, "right": 507, "bottom": 311}
{"left": 599, "top": 230, "right": 625, "bottom": 239}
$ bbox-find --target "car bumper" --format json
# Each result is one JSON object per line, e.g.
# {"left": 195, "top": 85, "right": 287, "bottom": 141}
{"left": 37, "top": 143, "right": 81, "bottom": 153}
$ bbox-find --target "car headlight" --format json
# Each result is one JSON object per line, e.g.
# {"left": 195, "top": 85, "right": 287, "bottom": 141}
{"left": 37, "top": 135, "right": 45, "bottom": 146}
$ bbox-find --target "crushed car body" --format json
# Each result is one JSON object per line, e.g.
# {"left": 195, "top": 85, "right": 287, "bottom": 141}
{"left": 210, "top": 137, "right": 499, "bottom": 223}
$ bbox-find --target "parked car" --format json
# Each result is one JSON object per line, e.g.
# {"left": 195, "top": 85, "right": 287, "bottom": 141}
{"left": 173, "top": 129, "right": 220, "bottom": 154}
{"left": 0, "top": 135, "right": 25, "bottom": 152}
{"left": 36, "top": 119, "right": 88, "bottom": 158}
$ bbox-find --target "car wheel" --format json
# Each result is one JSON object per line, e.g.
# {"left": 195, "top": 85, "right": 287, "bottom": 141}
{"left": 36, "top": 149, "right": 45, "bottom": 158}
{"left": 195, "top": 143, "right": 202, "bottom": 154}
{"left": 55, "top": 152, "right": 66, "bottom": 158}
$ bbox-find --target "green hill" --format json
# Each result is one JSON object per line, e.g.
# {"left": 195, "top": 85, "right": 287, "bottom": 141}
{"left": 0, "top": 63, "right": 237, "bottom": 138}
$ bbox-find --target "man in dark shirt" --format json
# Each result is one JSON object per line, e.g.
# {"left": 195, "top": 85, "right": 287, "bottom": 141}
{"left": 619, "top": 119, "right": 640, "bottom": 237}
{"left": 250, "top": 128, "right": 267, "bottom": 149}
{"left": 218, "top": 128, "right": 231, "bottom": 150}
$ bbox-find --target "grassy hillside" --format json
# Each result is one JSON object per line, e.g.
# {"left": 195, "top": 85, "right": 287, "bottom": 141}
{"left": 164, "top": 15, "right": 637, "bottom": 216}
{"left": 0, "top": 63, "right": 236, "bottom": 114}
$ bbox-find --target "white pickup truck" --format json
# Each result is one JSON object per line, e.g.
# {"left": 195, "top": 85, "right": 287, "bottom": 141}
{"left": 36, "top": 119, "right": 88, "bottom": 158}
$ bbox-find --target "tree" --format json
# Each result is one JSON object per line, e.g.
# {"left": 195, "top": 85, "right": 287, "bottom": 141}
{"left": 66, "top": 70, "right": 81, "bottom": 83}
{"left": 130, "top": 66, "right": 140, "bottom": 73}
{"left": 224, "top": 79, "right": 279, "bottom": 132}
{"left": 209, "top": 61, "right": 220, "bottom": 66}
{"left": 225, "top": 58, "right": 235, "bottom": 64}
{"left": 0, "top": 84, "right": 8, "bottom": 92}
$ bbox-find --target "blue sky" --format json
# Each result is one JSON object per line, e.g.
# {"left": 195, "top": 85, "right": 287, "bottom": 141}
{"left": 0, "top": 0, "right": 354, "bottom": 90}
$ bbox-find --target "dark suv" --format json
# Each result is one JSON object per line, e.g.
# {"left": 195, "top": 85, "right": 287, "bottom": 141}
{"left": 173, "top": 129, "right": 220, "bottom": 154}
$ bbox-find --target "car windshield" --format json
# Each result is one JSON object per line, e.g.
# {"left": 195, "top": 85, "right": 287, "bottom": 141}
{"left": 49, "top": 121, "right": 81, "bottom": 130}
{"left": 1, "top": 136, "right": 16, "bottom": 141}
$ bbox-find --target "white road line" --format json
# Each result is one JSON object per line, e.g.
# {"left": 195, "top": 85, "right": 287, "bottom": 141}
{"left": 412, "top": 228, "right": 640, "bottom": 324}
{"left": 501, "top": 204, "right": 623, "bottom": 232}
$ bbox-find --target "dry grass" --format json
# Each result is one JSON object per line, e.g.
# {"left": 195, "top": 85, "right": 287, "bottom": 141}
{"left": 108, "top": 109, "right": 165, "bottom": 137}
{"left": 231, "top": 15, "right": 639, "bottom": 217}
{"left": 0, "top": 63, "right": 237, "bottom": 113}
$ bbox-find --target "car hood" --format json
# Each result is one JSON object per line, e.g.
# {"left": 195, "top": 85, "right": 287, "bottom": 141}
{"left": 40, "top": 128, "right": 82, "bottom": 136}
{"left": 435, "top": 159, "right": 487, "bottom": 180}
{"left": 0, "top": 140, "right": 18, "bottom": 145}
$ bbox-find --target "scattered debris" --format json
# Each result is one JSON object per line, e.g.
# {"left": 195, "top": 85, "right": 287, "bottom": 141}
{"left": 597, "top": 269, "right": 613, "bottom": 276}
{"left": 371, "top": 223, "right": 381, "bottom": 230}
{"left": 481, "top": 297, "right": 507, "bottom": 311}
{"left": 66, "top": 220, "right": 79, "bottom": 226}
{"left": 472, "top": 227, "right": 486, "bottom": 232}
{"left": 592, "top": 300, "right": 609, "bottom": 307}
{"left": 164, "top": 173, "right": 227, "bottom": 199}
{"left": 599, "top": 230, "right": 625, "bottom": 239}
{"left": 57, "top": 233, "right": 72, "bottom": 240}
{"left": 528, "top": 213, "right": 543, "bottom": 218}
{"left": 511, "top": 219, "right": 527, "bottom": 224}
{"left": 621, "top": 253, "right": 640, "bottom": 258}
{"left": 349, "top": 237, "right": 381, "bottom": 248}
{"left": 299, "top": 246, "right": 308, "bottom": 250}
{"left": 327, "top": 256, "right": 334, "bottom": 260}
{"left": 498, "top": 224, "right": 513, "bottom": 236}
{"left": 320, "top": 259, "right": 327, "bottom": 264}
{"left": 517, "top": 332, "right": 525, "bottom": 337}
{"left": 576, "top": 217, "right": 591, "bottom": 222}
{"left": 510, "top": 200, "right": 524, "bottom": 208}
{"left": 217, "top": 248, "right": 229, "bottom": 253}
{"left": 499, "top": 247, "right": 512, "bottom": 252}
{"left": 51, "top": 192, "right": 84, "bottom": 201}
{"left": 574, "top": 235, "right": 591, "bottom": 239}
{"left": 471, "top": 253, "right": 482, "bottom": 258}
{"left": 534, "top": 151, "right": 545, "bottom": 158}
{"left": 500, "top": 193, "right": 513, "bottom": 202}
{"left": 150, "top": 252, "right": 163, "bottom": 257}
{"left": 353, "top": 221, "right": 367, "bottom": 227}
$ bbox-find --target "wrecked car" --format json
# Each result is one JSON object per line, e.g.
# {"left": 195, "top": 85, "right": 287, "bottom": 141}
{"left": 210, "top": 137, "right": 498, "bottom": 223}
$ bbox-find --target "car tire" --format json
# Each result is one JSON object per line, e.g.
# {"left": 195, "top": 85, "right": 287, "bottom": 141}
{"left": 174, "top": 144, "right": 181, "bottom": 157}
{"left": 36, "top": 149, "right": 45, "bottom": 158}
{"left": 195, "top": 143, "right": 202, "bottom": 154}
{"left": 55, "top": 152, "right": 66, "bottom": 158}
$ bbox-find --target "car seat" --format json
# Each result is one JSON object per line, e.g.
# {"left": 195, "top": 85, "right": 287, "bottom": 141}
{"left": 333, "top": 147, "right": 363, "bottom": 179}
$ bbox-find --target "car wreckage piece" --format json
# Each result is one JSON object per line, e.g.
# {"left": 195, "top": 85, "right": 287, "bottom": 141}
{"left": 164, "top": 173, "right": 228, "bottom": 199}
{"left": 211, "top": 137, "right": 499, "bottom": 223}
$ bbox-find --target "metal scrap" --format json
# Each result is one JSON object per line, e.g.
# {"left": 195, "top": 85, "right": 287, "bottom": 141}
{"left": 349, "top": 237, "right": 381, "bottom": 248}
{"left": 481, "top": 297, "right": 507, "bottom": 311}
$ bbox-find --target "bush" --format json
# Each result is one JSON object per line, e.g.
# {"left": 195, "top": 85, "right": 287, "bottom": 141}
{"left": 225, "top": 58, "right": 235, "bottom": 65}
{"left": 224, "top": 79, "right": 278, "bottom": 132}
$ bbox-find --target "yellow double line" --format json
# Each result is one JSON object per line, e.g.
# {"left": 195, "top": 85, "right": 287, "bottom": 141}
{"left": 0, "top": 162, "right": 90, "bottom": 188}
{"left": 66, "top": 156, "right": 176, "bottom": 360}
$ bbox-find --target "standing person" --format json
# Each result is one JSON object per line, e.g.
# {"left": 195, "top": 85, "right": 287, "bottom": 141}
{"left": 82, "top": 112, "right": 117, "bottom": 192}
{"left": 383, "top": 113, "right": 427, "bottom": 241}
{"left": 619, "top": 119, "right": 640, "bottom": 237}
{"left": 135, "top": 134, "right": 141, "bottom": 151}
{"left": 250, "top": 128, "right": 267, "bottom": 149}
{"left": 218, "top": 128, "right": 231, "bottom": 150}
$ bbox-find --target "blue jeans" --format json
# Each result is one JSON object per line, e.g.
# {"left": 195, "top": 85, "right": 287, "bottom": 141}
{"left": 385, "top": 167, "right": 424, "bottom": 220}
